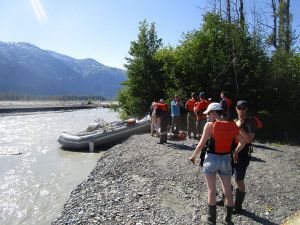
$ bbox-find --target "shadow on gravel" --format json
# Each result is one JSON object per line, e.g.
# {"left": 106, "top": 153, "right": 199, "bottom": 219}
{"left": 166, "top": 142, "right": 195, "bottom": 151}
{"left": 250, "top": 156, "right": 266, "bottom": 163}
{"left": 242, "top": 210, "right": 278, "bottom": 225}
{"left": 253, "top": 144, "right": 282, "bottom": 152}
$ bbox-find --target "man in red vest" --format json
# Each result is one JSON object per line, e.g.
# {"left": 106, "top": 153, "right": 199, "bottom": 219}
{"left": 185, "top": 92, "right": 197, "bottom": 139}
{"left": 194, "top": 92, "right": 210, "bottom": 138}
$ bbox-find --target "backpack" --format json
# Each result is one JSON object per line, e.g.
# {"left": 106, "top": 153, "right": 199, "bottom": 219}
{"left": 254, "top": 116, "right": 263, "bottom": 129}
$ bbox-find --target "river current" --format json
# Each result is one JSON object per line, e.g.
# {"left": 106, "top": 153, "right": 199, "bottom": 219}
{"left": 0, "top": 108, "right": 118, "bottom": 225}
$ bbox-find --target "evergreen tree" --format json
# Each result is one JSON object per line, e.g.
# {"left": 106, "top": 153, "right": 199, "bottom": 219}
{"left": 117, "top": 20, "right": 164, "bottom": 118}
{"left": 166, "top": 13, "right": 268, "bottom": 106}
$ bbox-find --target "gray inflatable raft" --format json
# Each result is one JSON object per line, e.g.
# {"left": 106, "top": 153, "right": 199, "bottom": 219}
{"left": 58, "top": 116, "right": 151, "bottom": 150}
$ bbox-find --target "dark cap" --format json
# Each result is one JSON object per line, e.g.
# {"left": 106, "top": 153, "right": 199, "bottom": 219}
{"left": 236, "top": 100, "right": 248, "bottom": 108}
{"left": 199, "top": 92, "right": 206, "bottom": 98}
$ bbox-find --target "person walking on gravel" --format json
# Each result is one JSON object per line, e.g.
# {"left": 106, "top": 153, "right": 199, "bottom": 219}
{"left": 190, "top": 103, "right": 246, "bottom": 225}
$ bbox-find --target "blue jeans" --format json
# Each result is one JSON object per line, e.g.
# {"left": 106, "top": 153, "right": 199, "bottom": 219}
{"left": 203, "top": 153, "right": 232, "bottom": 176}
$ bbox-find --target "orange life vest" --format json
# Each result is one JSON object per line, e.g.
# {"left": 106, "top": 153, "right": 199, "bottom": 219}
{"left": 186, "top": 99, "right": 196, "bottom": 112}
{"left": 208, "top": 121, "right": 239, "bottom": 154}
{"left": 156, "top": 103, "right": 168, "bottom": 112}
{"left": 195, "top": 100, "right": 209, "bottom": 120}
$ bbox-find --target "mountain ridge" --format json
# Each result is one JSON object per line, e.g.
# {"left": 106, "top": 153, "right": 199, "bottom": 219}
{"left": 0, "top": 41, "right": 127, "bottom": 99}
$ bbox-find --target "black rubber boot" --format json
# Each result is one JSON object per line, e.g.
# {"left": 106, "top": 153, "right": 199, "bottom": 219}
{"left": 158, "top": 134, "right": 167, "bottom": 144}
{"left": 234, "top": 189, "right": 246, "bottom": 214}
{"left": 223, "top": 206, "right": 234, "bottom": 225}
{"left": 163, "top": 134, "right": 168, "bottom": 143}
{"left": 201, "top": 204, "right": 216, "bottom": 225}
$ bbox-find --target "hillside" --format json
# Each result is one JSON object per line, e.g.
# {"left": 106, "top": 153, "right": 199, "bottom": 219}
{"left": 0, "top": 42, "right": 127, "bottom": 99}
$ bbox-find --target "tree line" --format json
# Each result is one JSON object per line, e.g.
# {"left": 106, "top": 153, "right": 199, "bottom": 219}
{"left": 0, "top": 92, "right": 106, "bottom": 101}
{"left": 117, "top": 1, "right": 300, "bottom": 143}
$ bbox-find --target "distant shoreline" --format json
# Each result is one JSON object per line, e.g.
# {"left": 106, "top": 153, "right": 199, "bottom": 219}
{"left": 0, "top": 100, "right": 117, "bottom": 113}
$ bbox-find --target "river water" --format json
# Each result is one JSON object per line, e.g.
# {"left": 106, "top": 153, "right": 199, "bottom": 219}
{"left": 0, "top": 108, "right": 119, "bottom": 225}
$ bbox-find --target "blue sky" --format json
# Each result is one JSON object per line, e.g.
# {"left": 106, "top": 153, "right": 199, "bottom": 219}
{"left": 0, "top": 0, "right": 299, "bottom": 69}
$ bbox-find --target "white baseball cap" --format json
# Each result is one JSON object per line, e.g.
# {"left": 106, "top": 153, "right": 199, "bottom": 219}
{"left": 203, "top": 102, "right": 223, "bottom": 114}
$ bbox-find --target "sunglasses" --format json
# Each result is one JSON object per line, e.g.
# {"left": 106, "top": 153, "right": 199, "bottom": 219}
{"left": 237, "top": 106, "right": 247, "bottom": 110}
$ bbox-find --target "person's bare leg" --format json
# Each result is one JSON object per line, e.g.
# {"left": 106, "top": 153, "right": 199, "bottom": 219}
{"left": 205, "top": 174, "right": 217, "bottom": 205}
{"left": 219, "top": 175, "right": 233, "bottom": 206}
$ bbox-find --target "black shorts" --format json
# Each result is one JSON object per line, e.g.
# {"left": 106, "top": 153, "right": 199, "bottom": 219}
{"left": 233, "top": 158, "right": 250, "bottom": 181}
{"left": 154, "top": 108, "right": 162, "bottom": 116}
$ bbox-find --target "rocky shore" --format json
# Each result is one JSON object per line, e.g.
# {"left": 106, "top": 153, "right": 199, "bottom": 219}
{"left": 52, "top": 134, "right": 300, "bottom": 225}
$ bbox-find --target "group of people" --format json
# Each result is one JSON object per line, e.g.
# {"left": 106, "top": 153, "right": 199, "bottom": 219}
{"left": 185, "top": 92, "right": 211, "bottom": 139}
{"left": 150, "top": 91, "right": 258, "bottom": 225}
{"left": 150, "top": 91, "right": 234, "bottom": 144}
{"left": 178, "top": 90, "right": 233, "bottom": 140}
{"left": 150, "top": 96, "right": 185, "bottom": 144}
{"left": 190, "top": 100, "right": 257, "bottom": 225}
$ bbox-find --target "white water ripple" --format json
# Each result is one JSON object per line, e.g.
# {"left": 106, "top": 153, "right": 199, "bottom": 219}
{"left": 0, "top": 108, "right": 118, "bottom": 225}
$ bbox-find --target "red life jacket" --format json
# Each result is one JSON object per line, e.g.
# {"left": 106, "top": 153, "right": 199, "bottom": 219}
{"left": 156, "top": 103, "right": 168, "bottom": 112}
{"left": 255, "top": 116, "right": 263, "bottom": 129}
{"left": 186, "top": 99, "right": 196, "bottom": 112}
{"left": 208, "top": 121, "right": 239, "bottom": 154}
{"left": 195, "top": 100, "right": 209, "bottom": 120}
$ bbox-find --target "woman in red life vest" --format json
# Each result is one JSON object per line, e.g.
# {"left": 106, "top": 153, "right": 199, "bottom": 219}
{"left": 190, "top": 103, "right": 246, "bottom": 225}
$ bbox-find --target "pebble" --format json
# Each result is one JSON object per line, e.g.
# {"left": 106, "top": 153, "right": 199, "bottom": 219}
{"left": 51, "top": 134, "right": 300, "bottom": 225}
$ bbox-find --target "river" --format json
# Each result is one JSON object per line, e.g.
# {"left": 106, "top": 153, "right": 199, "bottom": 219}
{"left": 0, "top": 108, "right": 119, "bottom": 225}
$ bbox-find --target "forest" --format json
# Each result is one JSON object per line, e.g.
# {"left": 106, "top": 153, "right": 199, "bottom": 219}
{"left": 117, "top": 0, "right": 300, "bottom": 144}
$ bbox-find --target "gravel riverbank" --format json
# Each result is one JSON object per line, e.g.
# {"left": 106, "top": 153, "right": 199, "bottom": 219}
{"left": 52, "top": 134, "right": 300, "bottom": 225}
{"left": 0, "top": 101, "right": 116, "bottom": 113}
